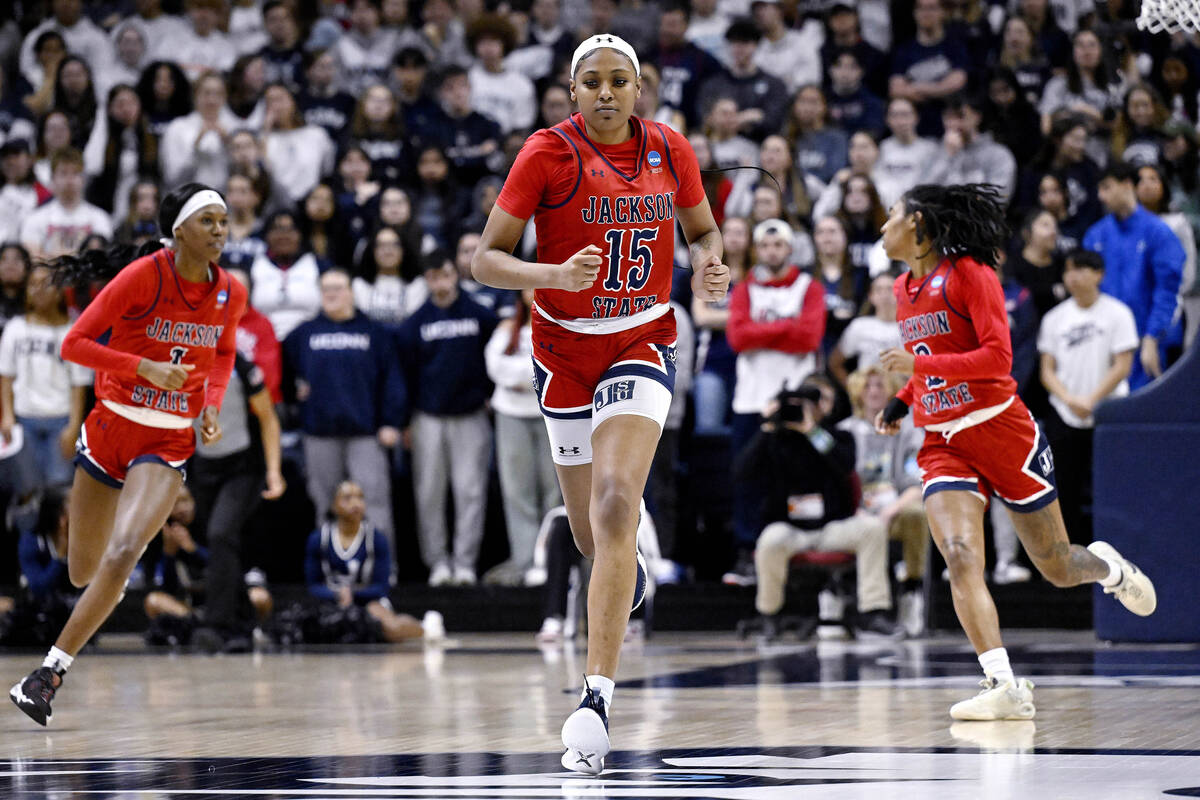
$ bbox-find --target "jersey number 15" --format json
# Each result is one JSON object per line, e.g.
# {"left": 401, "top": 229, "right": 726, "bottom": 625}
{"left": 602, "top": 228, "right": 658, "bottom": 292}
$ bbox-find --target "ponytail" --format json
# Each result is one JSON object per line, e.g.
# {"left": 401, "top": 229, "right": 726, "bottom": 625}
{"left": 44, "top": 241, "right": 161, "bottom": 309}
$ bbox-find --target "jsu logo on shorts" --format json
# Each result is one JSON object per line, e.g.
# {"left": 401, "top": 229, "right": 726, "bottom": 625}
{"left": 595, "top": 379, "right": 636, "bottom": 410}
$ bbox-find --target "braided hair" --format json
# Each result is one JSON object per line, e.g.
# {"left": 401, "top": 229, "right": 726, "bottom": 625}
{"left": 902, "top": 183, "right": 1009, "bottom": 268}
{"left": 44, "top": 182, "right": 219, "bottom": 308}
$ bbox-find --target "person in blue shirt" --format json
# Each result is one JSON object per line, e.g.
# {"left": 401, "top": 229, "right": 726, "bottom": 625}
{"left": 396, "top": 250, "right": 498, "bottom": 587}
{"left": 283, "top": 267, "right": 406, "bottom": 545}
{"left": 1083, "top": 161, "right": 1185, "bottom": 389}
{"left": 305, "top": 480, "right": 441, "bottom": 643}
{"left": 3, "top": 489, "right": 77, "bottom": 646}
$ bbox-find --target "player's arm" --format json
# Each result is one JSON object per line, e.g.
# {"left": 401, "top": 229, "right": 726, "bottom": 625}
{"left": 472, "top": 206, "right": 600, "bottom": 291}
{"left": 678, "top": 199, "right": 729, "bottom": 302}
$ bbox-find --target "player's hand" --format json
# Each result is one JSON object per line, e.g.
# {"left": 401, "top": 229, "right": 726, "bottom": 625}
{"left": 879, "top": 347, "right": 915, "bottom": 374}
{"left": 691, "top": 254, "right": 730, "bottom": 301}
{"left": 874, "top": 409, "right": 902, "bottom": 436}
{"left": 262, "top": 469, "right": 287, "bottom": 500}
{"left": 377, "top": 425, "right": 401, "bottom": 448}
{"left": 138, "top": 358, "right": 195, "bottom": 390}
{"left": 57, "top": 423, "right": 76, "bottom": 461}
{"left": 199, "top": 406, "right": 222, "bottom": 445}
{"left": 555, "top": 245, "right": 602, "bottom": 291}
{"left": 1140, "top": 336, "right": 1162, "bottom": 379}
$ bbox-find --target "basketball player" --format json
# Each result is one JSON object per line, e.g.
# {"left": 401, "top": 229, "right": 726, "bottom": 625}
{"left": 10, "top": 183, "right": 246, "bottom": 726}
{"left": 472, "top": 34, "right": 729, "bottom": 774}
{"left": 876, "top": 183, "right": 1156, "bottom": 720}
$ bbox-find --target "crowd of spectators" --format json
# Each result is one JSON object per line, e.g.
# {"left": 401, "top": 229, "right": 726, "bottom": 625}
{"left": 0, "top": 0, "right": 1197, "bottom": 642}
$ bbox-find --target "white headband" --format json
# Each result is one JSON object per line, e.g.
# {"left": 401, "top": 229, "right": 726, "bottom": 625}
{"left": 570, "top": 34, "right": 641, "bottom": 79}
{"left": 753, "top": 218, "right": 795, "bottom": 247}
{"left": 161, "top": 189, "right": 227, "bottom": 247}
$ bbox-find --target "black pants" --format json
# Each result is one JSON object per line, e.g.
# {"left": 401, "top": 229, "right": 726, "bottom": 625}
{"left": 190, "top": 452, "right": 263, "bottom": 631}
{"left": 1041, "top": 406, "right": 1094, "bottom": 546}
{"left": 542, "top": 514, "right": 583, "bottom": 620}
{"left": 647, "top": 427, "right": 680, "bottom": 560}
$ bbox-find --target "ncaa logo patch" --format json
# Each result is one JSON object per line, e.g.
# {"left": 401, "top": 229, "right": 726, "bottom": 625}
{"left": 216, "top": 289, "right": 228, "bottom": 308}
{"left": 647, "top": 150, "right": 662, "bottom": 168}
{"left": 931, "top": 276, "right": 944, "bottom": 288}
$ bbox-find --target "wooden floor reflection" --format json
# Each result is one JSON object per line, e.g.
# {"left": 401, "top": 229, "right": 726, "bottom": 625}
{"left": 2, "top": 630, "right": 1199, "bottom": 798}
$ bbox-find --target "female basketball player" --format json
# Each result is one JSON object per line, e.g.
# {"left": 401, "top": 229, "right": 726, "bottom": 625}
{"left": 10, "top": 183, "right": 246, "bottom": 726}
{"left": 875, "top": 183, "right": 1155, "bottom": 721}
{"left": 472, "top": 34, "right": 729, "bottom": 774}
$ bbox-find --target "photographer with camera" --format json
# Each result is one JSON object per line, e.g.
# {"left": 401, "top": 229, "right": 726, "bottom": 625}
{"left": 738, "top": 377, "right": 904, "bottom": 639}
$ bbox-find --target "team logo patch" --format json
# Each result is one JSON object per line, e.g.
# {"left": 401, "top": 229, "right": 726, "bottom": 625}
{"left": 931, "top": 276, "right": 944, "bottom": 288}
{"left": 216, "top": 290, "right": 228, "bottom": 308}
{"left": 1038, "top": 447, "right": 1055, "bottom": 476}
{"left": 647, "top": 150, "right": 662, "bottom": 168}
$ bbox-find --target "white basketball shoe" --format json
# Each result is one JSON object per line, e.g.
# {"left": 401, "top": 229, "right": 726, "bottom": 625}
{"left": 561, "top": 682, "right": 610, "bottom": 775}
{"left": 950, "top": 677, "right": 1036, "bottom": 721}
{"left": 1087, "top": 541, "right": 1157, "bottom": 616}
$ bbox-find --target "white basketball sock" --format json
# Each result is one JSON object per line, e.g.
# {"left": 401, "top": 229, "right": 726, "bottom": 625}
{"left": 1099, "top": 558, "right": 1123, "bottom": 587}
{"left": 584, "top": 674, "right": 615, "bottom": 711}
{"left": 43, "top": 647, "right": 73, "bottom": 675}
{"left": 978, "top": 647, "right": 1015, "bottom": 685}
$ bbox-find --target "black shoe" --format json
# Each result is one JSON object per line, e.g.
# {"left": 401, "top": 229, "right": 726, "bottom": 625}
{"left": 722, "top": 551, "right": 757, "bottom": 586}
{"left": 10, "top": 667, "right": 61, "bottom": 726}
{"left": 854, "top": 610, "right": 905, "bottom": 640}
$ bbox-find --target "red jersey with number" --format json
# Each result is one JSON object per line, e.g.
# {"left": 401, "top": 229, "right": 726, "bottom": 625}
{"left": 62, "top": 248, "right": 247, "bottom": 418}
{"left": 894, "top": 257, "right": 1017, "bottom": 427}
{"left": 497, "top": 113, "right": 704, "bottom": 325}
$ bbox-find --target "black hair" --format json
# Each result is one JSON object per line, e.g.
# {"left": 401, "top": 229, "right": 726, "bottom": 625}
{"left": 34, "top": 489, "right": 69, "bottom": 540}
{"left": 136, "top": 61, "right": 194, "bottom": 121}
{"left": 1135, "top": 162, "right": 1172, "bottom": 211}
{"left": 1101, "top": 160, "right": 1138, "bottom": 184}
{"left": 725, "top": 17, "right": 760, "bottom": 42}
{"left": 356, "top": 224, "right": 407, "bottom": 283}
{"left": 43, "top": 183, "right": 220, "bottom": 304}
{"left": 421, "top": 247, "right": 454, "bottom": 273}
{"left": 1064, "top": 248, "right": 1104, "bottom": 271}
{"left": 394, "top": 46, "right": 429, "bottom": 68}
{"left": 902, "top": 183, "right": 1009, "bottom": 268}
{"left": 943, "top": 91, "right": 984, "bottom": 114}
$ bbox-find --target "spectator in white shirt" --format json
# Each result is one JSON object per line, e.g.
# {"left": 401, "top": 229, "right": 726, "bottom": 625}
{"left": 483, "top": 288, "right": 562, "bottom": 585}
{"left": 1038, "top": 248, "right": 1137, "bottom": 544}
{"left": 162, "top": 0, "right": 239, "bottom": 82}
{"left": 250, "top": 209, "right": 323, "bottom": 341}
{"left": 751, "top": 0, "right": 823, "bottom": 93}
{"left": 353, "top": 225, "right": 418, "bottom": 324}
{"left": 466, "top": 14, "right": 537, "bottom": 135}
{"left": 333, "top": 0, "right": 400, "bottom": 95}
{"left": 261, "top": 83, "right": 335, "bottom": 205}
{"left": 0, "top": 263, "right": 92, "bottom": 495}
{"left": 875, "top": 97, "right": 940, "bottom": 210}
{"left": 829, "top": 271, "right": 902, "bottom": 387}
{"left": 19, "top": 0, "right": 112, "bottom": 89}
{"left": 160, "top": 71, "right": 243, "bottom": 192}
{"left": 97, "top": 20, "right": 149, "bottom": 99}
{"left": 19, "top": 148, "right": 113, "bottom": 260}
{"left": 0, "top": 140, "right": 46, "bottom": 246}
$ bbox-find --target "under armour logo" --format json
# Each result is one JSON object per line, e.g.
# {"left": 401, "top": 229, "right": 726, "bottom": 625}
{"left": 591, "top": 169, "right": 605, "bottom": 177}
{"left": 576, "top": 752, "right": 595, "bottom": 765}
{"left": 558, "top": 446, "right": 582, "bottom": 455}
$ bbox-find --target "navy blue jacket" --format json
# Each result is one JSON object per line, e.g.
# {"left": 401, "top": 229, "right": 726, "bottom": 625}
{"left": 305, "top": 522, "right": 393, "bottom": 603}
{"left": 283, "top": 311, "right": 406, "bottom": 436}
{"left": 17, "top": 531, "right": 71, "bottom": 601}
{"left": 396, "top": 291, "right": 497, "bottom": 422}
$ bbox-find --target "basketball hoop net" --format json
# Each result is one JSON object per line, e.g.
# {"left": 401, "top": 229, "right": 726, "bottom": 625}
{"left": 1137, "top": 0, "right": 1200, "bottom": 33}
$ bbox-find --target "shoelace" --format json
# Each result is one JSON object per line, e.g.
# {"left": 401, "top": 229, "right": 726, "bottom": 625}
{"left": 580, "top": 675, "right": 605, "bottom": 715}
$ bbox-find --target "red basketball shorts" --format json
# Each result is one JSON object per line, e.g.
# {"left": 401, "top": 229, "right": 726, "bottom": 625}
{"left": 918, "top": 397, "right": 1058, "bottom": 512}
{"left": 531, "top": 311, "right": 677, "bottom": 465}
{"left": 75, "top": 403, "right": 195, "bottom": 487}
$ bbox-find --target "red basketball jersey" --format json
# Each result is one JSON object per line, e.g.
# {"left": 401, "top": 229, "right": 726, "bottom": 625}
{"left": 894, "top": 257, "right": 1017, "bottom": 427}
{"left": 62, "top": 248, "right": 247, "bottom": 419}
{"left": 497, "top": 113, "right": 704, "bottom": 324}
